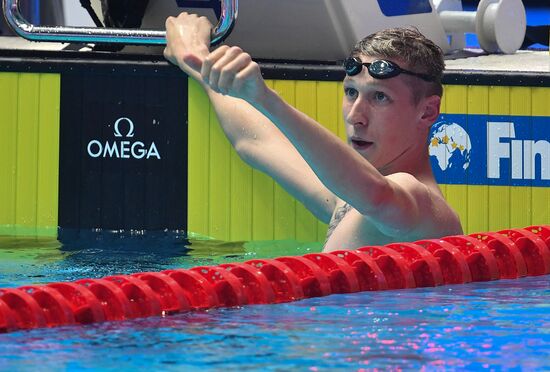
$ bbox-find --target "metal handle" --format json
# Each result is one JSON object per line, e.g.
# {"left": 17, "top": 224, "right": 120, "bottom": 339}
{"left": 2, "top": 0, "right": 238, "bottom": 46}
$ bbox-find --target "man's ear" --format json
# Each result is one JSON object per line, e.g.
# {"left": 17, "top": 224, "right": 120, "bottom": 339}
{"left": 419, "top": 95, "right": 441, "bottom": 128}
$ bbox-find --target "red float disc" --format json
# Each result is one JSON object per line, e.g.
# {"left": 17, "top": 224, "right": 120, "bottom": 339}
{"left": 19, "top": 285, "right": 76, "bottom": 327}
{"left": 103, "top": 275, "right": 162, "bottom": 318}
{"left": 0, "top": 288, "right": 47, "bottom": 329}
{"left": 302, "top": 253, "right": 360, "bottom": 293}
{"left": 191, "top": 266, "right": 247, "bottom": 307}
{"left": 524, "top": 226, "right": 550, "bottom": 250}
{"left": 330, "top": 250, "right": 388, "bottom": 291}
{"left": 0, "top": 298, "right": 18, "bottom": 333}
{"left": 441, "top": 236, "right": 500, "bottom": 281}
{"left": 219, "top": 263, "right": 275, "bottom": 304}
{"left": 245, "top": 259, "right": 304, "bottom": 303}
{"left": 47, "top": 282, "right": 105, "bottom": 324}
{"left": 132, "top": 272, "right": 191, "bottom": 315}
{"left": 76, "top": 278, "right": 134, "bottom": 320}
{"left": 498, "top": 229, "right": 550, "bottom": 275}
{"left": 275, "top": 256, "right": 332, "bottom": 298}
{"left": 356, "top": 246, "right": 415, "bottom": 289}
{"left": 162, "top": 269, "right": 219, "bottom": 309}
{"left": 385, "top": 243, "right": 444, "bottom": 287}
{"left": 469, "top": 233, "right": 527, "bottom": 279}
{"left": 414, "top": 239, "right": 472, "bottom": 284}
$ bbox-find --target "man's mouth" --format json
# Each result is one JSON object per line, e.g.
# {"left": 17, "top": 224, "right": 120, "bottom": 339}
{"left": 351, "top": 138, "right": 373, "bottom": 150}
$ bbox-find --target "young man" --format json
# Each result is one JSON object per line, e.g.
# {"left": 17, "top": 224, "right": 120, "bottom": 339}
{"left": 164, "top": 13, "right": 463, "bottom": 252}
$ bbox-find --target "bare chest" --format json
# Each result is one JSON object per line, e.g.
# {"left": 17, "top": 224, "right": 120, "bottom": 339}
{"left": 323, "top": 203, "right": 396, "bottom": 251}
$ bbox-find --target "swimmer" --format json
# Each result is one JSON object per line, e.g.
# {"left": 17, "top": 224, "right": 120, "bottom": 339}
{"left": 164, "top": 13, "right": 463, "bottom": 252}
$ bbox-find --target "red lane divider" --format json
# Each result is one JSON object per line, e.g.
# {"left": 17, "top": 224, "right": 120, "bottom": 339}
{"left": 385, "top": 243, "right": 444, "bottom": 287}
{"left": 526, "top": 226, "right": 550, "bottom": 249}
{"left": 0, "top": 289, "right": 47, "bottom": 329}
{"left": 132, "top": 272, "right": 191, "bottom": 315}
{"left": 0, "top": 226, "right": 548, "bottom": 333}
{"left": 469, "top": 233, "right": 527, "bottom": 279}
{"left": 0, "top": 298, "right": 17, "bottom": 332}
{"left": 441, "top": 236, "right": 500, "bottom": 281}
{"left": 275, "top": 256, "right": 332, "bottom": 297}
{"left": 19, "top": 285, "right": 76, "bottom": 327}
{"left": 302, "top": 253, "right": 360, "bottom": 294}
{"left": 48, "top": 282, "right": 105, "bottom": 324}
{"left": 356, "top": 246, "right": 416, "bottom": 289}
{"left": 75, "top": 278, "right": 134, "bottom": 320}
{"left": 219, "top": 263, "right": 275, "bottom": 304}
{"left": 191, "top": 266, "right": 247, "bottom": 307}
{"left": 245, "top": 259, "right": 304, "bottom": 303}
{"left": 498, "top": 229, "right": 550, "bottom": 276}
{"left": 414, "top": 239, "right": 472, "bottom": 285}
{"left": 162, "top": 269, "right": 219, "bottom": 310}
{"left": 103, "top": 275, "right": 162, "bottom": 318}
{"left": 330, "top": 250, "right": 388, "bottom": 291}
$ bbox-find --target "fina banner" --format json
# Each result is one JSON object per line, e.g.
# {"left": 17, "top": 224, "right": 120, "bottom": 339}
{"left": 429, "top": 114, "right": 550, "bottom": 187}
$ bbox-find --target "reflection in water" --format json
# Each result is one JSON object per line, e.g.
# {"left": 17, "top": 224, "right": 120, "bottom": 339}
{"left": 0, "top": 229, "right": 322, "bottom": 287}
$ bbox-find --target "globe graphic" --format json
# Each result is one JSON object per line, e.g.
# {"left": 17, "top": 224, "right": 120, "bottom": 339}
{"left": 429, "top": 122, "right": 472, "bottom": 175}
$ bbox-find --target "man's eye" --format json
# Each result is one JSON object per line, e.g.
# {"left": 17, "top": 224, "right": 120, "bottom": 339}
{"left": 374, "top": 91, "right": 389, "bottom": 102}
{"left": 344, "top": 87, "right": 358, "bottom": 99}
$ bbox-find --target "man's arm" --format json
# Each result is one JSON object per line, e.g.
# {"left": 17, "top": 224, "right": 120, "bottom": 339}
{"left": 184, "top": 20, "right": 436, "bottom": 236}
{"left": 164, "top": 13, "right": 336, "bottom": 223}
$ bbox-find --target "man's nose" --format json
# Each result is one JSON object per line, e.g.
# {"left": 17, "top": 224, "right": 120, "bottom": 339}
{"left": 346, "top": 101, "right": 368, "bottom": 126}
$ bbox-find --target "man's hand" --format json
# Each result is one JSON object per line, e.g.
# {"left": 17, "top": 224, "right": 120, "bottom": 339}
{"left": 164, "top": 13, "right": 269, "bottom": 104}
{"left": 164, "top": 12, "right": 212, "bottom": 79}
{"left": 200, "top": 45, "right": 268, "bottom": 104}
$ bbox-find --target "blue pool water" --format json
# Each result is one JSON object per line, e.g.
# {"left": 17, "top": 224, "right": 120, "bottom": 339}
{"left": 0, "top": 233, "right": 548, "bottom": 370}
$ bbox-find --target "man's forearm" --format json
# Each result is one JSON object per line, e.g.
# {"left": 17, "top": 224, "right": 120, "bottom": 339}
{"left": 253, "top": 87, "right": 388, "bottom": 211}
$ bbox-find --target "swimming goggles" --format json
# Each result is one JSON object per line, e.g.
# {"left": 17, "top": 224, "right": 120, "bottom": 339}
{"left": 343, "top": 57, "right": 435, "bottom": 82}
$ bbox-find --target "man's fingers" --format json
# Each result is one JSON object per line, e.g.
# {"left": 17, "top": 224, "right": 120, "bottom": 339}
{"left": 203, "top": 46, "right": 241, "bottom": 90}
{"left": 232, "top": 62, "right": 261, "bottom": 92}
{"left": 217, "top": 52, "right": 253, "bottom": 93}
{"left": 201, "top": 45, "right": 230, "bottom": 83}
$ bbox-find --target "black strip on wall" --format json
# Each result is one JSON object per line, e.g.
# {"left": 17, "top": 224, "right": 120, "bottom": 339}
{"left": 1, "top": 50, "right": 549, "bottom": 87}
{"left": 59, "top": 71, "right": 188, "bottom": 231}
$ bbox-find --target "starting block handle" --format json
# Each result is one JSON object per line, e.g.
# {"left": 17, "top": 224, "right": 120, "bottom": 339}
{"left": 2, "top": 0, "right": 238, "bottom": 46}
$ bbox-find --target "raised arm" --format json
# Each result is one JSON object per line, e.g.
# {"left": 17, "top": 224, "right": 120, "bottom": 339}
{"left": 164, "top": 13, "right": 336, "bottom": 223}
{"left": 165, "top": 15, "right": 449, "bottom": 237}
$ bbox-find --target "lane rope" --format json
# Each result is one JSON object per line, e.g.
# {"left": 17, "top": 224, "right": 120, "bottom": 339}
{"left": 1, "top": 226, "right": 549, "bottom": 333}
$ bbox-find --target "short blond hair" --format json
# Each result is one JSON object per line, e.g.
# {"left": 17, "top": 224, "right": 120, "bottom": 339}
{"left": 351, "top": 27, "right": 445, "bottom": 103}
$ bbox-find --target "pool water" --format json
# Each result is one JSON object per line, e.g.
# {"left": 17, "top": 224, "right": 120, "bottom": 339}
{"left": 0, "top": 233, "right": 548, "bottom": 370}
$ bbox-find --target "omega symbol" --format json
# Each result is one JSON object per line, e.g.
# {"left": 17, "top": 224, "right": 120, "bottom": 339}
{"left": 114, "top": 117, "right": 135, "bottom": 138}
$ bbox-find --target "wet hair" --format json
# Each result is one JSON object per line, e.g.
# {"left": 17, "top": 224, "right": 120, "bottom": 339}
{"left": 351, "top": 27, "right": 445, "bottom": 104}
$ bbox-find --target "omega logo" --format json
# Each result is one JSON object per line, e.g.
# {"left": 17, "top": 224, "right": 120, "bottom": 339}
{"left": 87, "top": 117, "right": 161, "bottom": 160}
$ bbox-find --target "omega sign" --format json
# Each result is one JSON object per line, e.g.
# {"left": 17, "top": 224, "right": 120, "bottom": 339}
{"left": 87, "top": 117, "right": 161, "bottom": 160}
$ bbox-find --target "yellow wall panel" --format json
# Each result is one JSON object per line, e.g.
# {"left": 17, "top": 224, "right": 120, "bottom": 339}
{"left": 230, "top": 147, "right": 253, "bottom": 241}
{"left": 487, "top": 86, "right": 510, "bottom": 231}
{"left": 0, "top": 72, "right": 60, "bottom": 236}
{"left": 466, "top": 86, "right": 489, "bottom": 233}
{"left": 294, "top": 81, "right": 320, "bottom": 242}
{"left": 273, "top": 80, "right": 297, "bottom": 240}
{"left": 187, "top": 79, "right": 211, "bottom": 236}
{"left": 15, "top": 74, "right": 40, "bottom": 233}
{"left": 36, "top": 74, "right": 61, "bottom": 231}
{"left": 0, "top": 73, "right": 18, "bottom": 231}
{"left": 208, "top": 103, "right": 231, "bottom": 240}
{"left": 510, "top": 186, "right": 532, "bottom": 228}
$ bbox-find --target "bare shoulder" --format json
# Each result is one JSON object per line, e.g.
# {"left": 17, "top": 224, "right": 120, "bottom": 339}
{"left": 385, "top": 172, "right": 463, "bottom": 238}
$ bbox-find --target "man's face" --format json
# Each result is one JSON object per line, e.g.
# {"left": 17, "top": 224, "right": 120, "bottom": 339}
{"left": 342, "top": 55, "right": 426, "bottom": 173}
